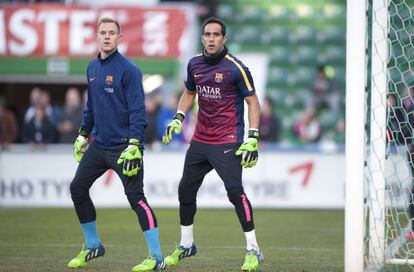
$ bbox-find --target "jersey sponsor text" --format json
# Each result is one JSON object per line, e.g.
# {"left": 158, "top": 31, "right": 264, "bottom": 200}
{"left": 196, "top": 85, "right": 222, "bottom": 100}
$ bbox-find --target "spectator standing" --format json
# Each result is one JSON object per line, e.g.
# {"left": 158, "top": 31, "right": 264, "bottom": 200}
{"left": 39, "top": 90, "right": 61, "bottom": 125}
{"left": 309, "top": 65, "right": 340, "bottom": 112}
{"left": 23, "top": 87, "right": 42, "bottom": 124}
{"left": 57, "top": 87, "right": 83, "bottom": 143}
{"left": 21, "top": 104, "right": 58, "bottom": 145}
{"left": 143, "top": 92, "right": 161, "bottom": 146}
{"left": 293, "top": 109, "right": 321, "bottom": 143}
{"left": 259, "top": 96, "right": 280, "bottom": 142}
{"left": 195, "top": 0, "right": 217, "bottom": 23}
{"left": 403, "top": 86, "right": 414, "bottom": 127}
{"left": 0, "top": 96, "right": 18, "bottom": 150}
{"left": 24, "top": 88, "right": 61, "bottom": 126}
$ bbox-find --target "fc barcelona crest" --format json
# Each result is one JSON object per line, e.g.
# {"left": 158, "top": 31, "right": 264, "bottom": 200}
{"left": 106, "top": 75, "right": 113, "bottom": 85}
{"left": 215, "top": 73, "right": 223, "bottom": 83}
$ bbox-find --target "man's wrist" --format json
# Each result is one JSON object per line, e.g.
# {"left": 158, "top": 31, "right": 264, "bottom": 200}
{"left": 248, "top": 129, "right": 259, "bottom": 139}
{"left": 129, "top": 138, "right": 140, "bottom": 146}
{"left": 76, "top": 135, "right": 88, "bottom": 142}
{"left": 78, "top": 128, "right": 89, "bottom": 138}
{"left": 174, "top": 111, "right": 185, "bottom": 122}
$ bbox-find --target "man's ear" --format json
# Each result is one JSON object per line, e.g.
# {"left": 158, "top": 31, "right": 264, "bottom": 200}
{"left": 223, "top": 35, "right": 228, "bottom": 44}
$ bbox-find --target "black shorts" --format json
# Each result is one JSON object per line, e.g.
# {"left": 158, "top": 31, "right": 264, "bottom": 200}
{"left": 179, "top": 140, "right": 244, "bottom": 197}
{"left": 72, "top": 141, "right": 145, "bottom": 197}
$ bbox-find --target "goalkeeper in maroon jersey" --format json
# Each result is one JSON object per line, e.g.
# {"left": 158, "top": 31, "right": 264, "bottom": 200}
{"left": 162, "top": 17, "right": 263, "bottom": 271}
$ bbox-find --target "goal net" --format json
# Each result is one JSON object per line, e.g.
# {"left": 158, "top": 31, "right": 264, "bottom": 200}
{"left": 364, "top": 0, "right": 414, "bottom": 270}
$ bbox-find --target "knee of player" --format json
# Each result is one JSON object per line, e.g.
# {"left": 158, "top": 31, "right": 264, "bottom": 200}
{"left": 227, "top": 191, "right": 247, "bottom": 204}
{"left": 178, "top": 192, "right": 196, "bottom": 205}
{"left": 125, "top": 192, "right": 146, "bottom": 207}
{"left": 69, "top": 179, "right": 87, "bottom": 198}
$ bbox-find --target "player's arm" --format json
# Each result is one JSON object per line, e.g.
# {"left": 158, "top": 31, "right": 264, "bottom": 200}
{"left": 231, "top": 61, "right": 261, "bottom": 168}
{"left": 124, "top": 66, "right": 147, "bottom": 142}
{"left": 74, "top": 66, "right": 95, "bottom": 163}
{"left": 117, "top": 65, "right": 147, "bottom": 177}
{"left": 244, "top": 93, "right": 260, "bottom": 131}
{"left": 228, "top": 57, "right": 260, "bottom": 131}
{"left": 162, "top": 87, "right": 196, "bottom": 145}
{"left": 162, "top": 59, "right": 196, "bottom": 145}
{"left": 235, "top": 93, "right": 260, "bottom": 168}
{"left": 80, "top": 66, "right": 95, "bottom": 134}
{"left": 177, "top": 87, "right": 196, "bottom": 114}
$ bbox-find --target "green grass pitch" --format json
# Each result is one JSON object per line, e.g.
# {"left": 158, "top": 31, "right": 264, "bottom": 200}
{"left": 0, "top": 208, "right": 344, "bottom": 272}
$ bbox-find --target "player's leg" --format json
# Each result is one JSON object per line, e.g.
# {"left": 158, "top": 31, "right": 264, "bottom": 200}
{"left": 109, "top": 149, "right": 165, "bottom": 271}
{"left": 208, "top": 143, "right": 263, "bottom": 271}
{"left": 208, "top": 143, "right": 258, "bottom": 245}
{"left": 68, "top": 142, "right": 108, "bottom": 268}
{"left": 165, "top": 141, "right": 213, "bottom": 267}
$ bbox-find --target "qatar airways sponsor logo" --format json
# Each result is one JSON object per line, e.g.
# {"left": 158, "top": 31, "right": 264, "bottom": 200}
{"left": 195, "top": 85, "right": 222, "bottom": 100}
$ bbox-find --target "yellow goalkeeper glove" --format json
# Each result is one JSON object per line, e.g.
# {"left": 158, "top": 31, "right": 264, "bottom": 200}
{"left": 162, "top": 112, "right": 185, "bottom": 145}
{"left": 73, "top": 135, "right": 88, "bottom": 163}
{"left": 117, "top": 138, "right": 142, "bottom": 176}
{"left": 235, "top": 129, "right": 259, "bottom": 168}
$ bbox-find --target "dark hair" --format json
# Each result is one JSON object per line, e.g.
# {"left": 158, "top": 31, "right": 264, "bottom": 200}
{"left": 97, "top": 17, "right": 121, "bottom": 33}
{"left": 317, "top": 64, "right": 325, "bottom": 72}
{"left": 202, "top": 17, "right": 226, "bottom": 36}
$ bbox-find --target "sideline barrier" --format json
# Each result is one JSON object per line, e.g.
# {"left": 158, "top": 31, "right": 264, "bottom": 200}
{"left": 0, "top": 145, "right": 347, "bottom": 208}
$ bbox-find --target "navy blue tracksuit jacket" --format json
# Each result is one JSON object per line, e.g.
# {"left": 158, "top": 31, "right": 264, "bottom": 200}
{"left": 80, "top": 50, "right": 148, "bottom": 149}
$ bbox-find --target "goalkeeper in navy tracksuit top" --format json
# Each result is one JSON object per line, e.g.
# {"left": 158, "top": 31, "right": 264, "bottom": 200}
{"left": 67, "top": 17, "right": 165, "bottom": 272}
{"left": 161, "top": 17, "right": 264, "bottom": 271}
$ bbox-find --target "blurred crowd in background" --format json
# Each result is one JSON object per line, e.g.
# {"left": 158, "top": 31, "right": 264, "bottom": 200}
{"left": 0, "top": 64, "right": 345, "bottom": 150}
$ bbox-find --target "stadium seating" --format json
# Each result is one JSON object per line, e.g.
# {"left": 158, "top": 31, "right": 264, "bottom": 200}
{"left": 218, "top": 0, "right": 346, "bottom": 145}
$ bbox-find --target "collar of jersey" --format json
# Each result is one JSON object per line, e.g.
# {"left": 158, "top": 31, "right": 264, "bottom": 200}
{"left": 202, "top": 45, "right": 228, "bottom": 65}
{"left": 97, "top": 49, "right": 119, "bottom": 63}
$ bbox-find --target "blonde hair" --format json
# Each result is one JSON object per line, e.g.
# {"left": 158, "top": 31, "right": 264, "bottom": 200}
{"left": 97, "top": 17, "right": 120, "bottom": 33}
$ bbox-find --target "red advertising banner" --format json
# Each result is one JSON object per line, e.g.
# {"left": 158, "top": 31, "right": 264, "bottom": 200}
{"left": 0, "top": 4, "right": 188, "bottom": 58}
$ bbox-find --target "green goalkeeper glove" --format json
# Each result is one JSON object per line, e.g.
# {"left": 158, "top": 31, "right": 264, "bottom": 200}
{"left": 117, "top": 138, "right": 142, "bottom": 177}
{"left": 235, "top": 129, "right": 259, "bottom": 168}
{"left": 162, "top": 112, "right": 185, "bottom": 145}
{"left": 73, "top": 135, "right": 88, "bottom": 163}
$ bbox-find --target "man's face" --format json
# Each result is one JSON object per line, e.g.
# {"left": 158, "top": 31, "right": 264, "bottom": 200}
{"left": 201, "top": 23, "right": 227, "bottom": 55}
{"left": 97, "top": 22, "right": 120, "bottom": 55}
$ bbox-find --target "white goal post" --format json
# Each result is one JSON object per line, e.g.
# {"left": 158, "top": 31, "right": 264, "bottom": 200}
{"left": 345, "top": 0, "right": 367, "bottom": 271}
{"left": 346, "top": 0, "right": 414, "bottom": 271}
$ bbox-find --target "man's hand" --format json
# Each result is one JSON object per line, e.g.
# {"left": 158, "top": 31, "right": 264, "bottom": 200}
{"left": 235, "top": 130, "right": 259, "bottom": 168}
{"left": 73, "top": 135, "right": 88, "bottom": 162}
{"left": 162, "top": 112, "right": 185, "bottom": 145}
{"left": 117, "top": 139, "right": 142, "bottom": 176}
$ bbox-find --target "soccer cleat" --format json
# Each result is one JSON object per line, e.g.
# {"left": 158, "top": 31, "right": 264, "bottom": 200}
{"left": 164, "top": 243, "right": 197, "bottom": 267}
{"left": 241, "top": 249, "right": 264, "bottom": 272}
{"left": 132, "top": 255, "right": 166, "bottom": 272}
{"left": 67, "top": 244, "right": 105, "bottom": 269}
